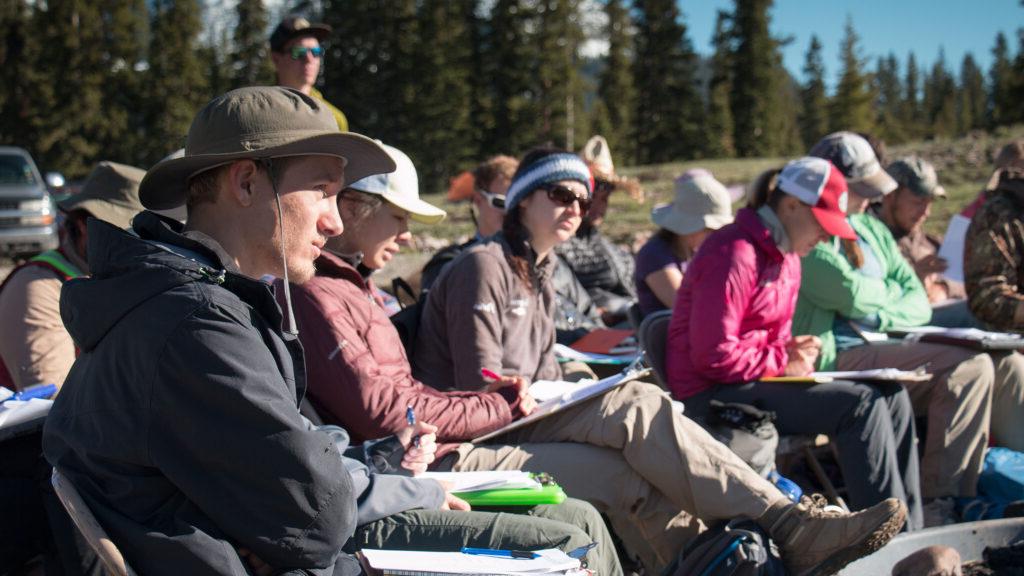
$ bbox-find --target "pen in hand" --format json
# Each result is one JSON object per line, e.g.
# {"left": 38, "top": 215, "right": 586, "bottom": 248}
{"left": 406, "top": 405, "right": 420, "bottom": 448}
{"left": 480, "top": 368, "right": 502, "bottom": 382}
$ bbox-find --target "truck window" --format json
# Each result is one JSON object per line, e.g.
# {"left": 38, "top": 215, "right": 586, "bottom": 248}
{"left": 0, "top": 154, "right": 37, "bottom": 185}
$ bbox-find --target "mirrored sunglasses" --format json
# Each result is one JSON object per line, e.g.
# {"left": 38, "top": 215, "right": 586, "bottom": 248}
{"left": 540, "top": 184, "right": 591, "bottom": 215}
{"left": 476, "top": 188, "right": 506, "bottom": 210}
{"left": 290, "top": 46, "right": 324, "bottom": 60}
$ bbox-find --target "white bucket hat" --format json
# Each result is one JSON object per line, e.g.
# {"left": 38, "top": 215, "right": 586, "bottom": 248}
{"left": 651, "top": 169, "right": 733, "bottom": 236}
{"left": 346, "top": 143, "right": 446, "bottom": 224}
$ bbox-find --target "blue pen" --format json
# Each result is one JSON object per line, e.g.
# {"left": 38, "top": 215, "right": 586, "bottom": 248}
{"left": 406, "top": 405, "right": 420, "bottom": 448}
{"left": 1, "top": 383, "right": 57, "bottom": 404}
{"left": 461, "top": 547, "right": 539, "bottom": 559}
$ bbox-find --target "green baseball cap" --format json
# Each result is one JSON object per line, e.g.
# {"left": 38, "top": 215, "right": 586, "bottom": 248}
{"left": 887, "top": 156, "right": 946, "bottom": 199}
{"left": 139, "top": 86, "right": 394, "bottom": 210}
{"left": 58, "top": 161, "right": 146, "bottom": 229}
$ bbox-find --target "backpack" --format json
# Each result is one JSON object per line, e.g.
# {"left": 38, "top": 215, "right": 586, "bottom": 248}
{"left": 389, "top": 277, "right": 424, "bottom": 360}
{"left": 663, "top": 518, "right": 788, "bottom": 576}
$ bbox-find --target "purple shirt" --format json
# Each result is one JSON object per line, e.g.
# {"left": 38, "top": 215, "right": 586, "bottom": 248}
{"left": 634, "top": 234, "right": 688, "bottom": 316}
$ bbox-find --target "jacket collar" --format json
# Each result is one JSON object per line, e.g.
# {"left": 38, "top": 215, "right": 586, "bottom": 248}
{"left": 736, "top": 207, "right": 786, "bottom": 263}
{"left": 493, "top": 232, "right": 556, "bottom": 286}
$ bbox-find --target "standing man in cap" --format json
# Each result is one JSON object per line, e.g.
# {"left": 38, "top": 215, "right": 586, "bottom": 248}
{"left": 42, "top": 86, "right": 407, "bottom": 575}
{"left": 0, "top": 161, "right": 145, "bottom": 392}
{"left": 270, "top": 15, "right": 348, "bottom": 131}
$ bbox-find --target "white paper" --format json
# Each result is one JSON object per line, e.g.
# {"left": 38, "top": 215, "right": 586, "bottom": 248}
{"left": 895, "top": 325, "right": 1024, "bottom": 342}
{"left": 553, "top": 343, "right": 638, "bottom": 364}
{"left": 0, "top": 398, "right": 53, "bottom": 428}
{"left": 527, "top": 379, "right": 594, "bottom": 403}
{"left": 814, "top": 368, "right": 929, "bottom": 382}
{"left": 938, "top": 213, "right": 971, "bottom": 283}
{"left": 417, "top": 471, "right": 539, "bottom": 493}
{"left": 361, "top": 547, "right": 580, "bottom": 574}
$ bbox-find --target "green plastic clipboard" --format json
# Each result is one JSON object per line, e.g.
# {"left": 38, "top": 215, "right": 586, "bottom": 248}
{"left": 453, "top": 483, "right": 567, "bottom": 506}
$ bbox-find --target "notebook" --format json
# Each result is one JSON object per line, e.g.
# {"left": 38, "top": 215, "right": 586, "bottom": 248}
{"left": 360, "top": 547, "right": 580, "bottom": 575}
{"left": 888, "top": 326, "right": 1024, "bottom": 351}
{"left": 761, "top": 368, "right": 932, "bottom": 384}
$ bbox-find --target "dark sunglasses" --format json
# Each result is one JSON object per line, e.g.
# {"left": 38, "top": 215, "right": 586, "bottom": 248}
{"left": 290, "top": 46, "right": 324, "bottom": 60}
{"left": 594, "top": 179, "right": 615, "bottom": 195}
{"left": 540, "top": 184, "right": 591, "bottom": 215}
{"left": 476, "top": 188, "right": 506, "bottom": 210}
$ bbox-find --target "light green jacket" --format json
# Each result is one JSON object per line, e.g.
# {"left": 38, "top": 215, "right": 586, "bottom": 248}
{"left": 793, "top": 213, "right": 932, "bottom": 370}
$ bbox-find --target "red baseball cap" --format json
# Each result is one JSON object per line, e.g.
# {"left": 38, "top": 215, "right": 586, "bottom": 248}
{"left": 776, "top": 157, "right": 857, "bottom": 240}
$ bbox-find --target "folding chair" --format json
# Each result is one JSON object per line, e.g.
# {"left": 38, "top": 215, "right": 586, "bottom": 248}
{"left": 51, "top": 468, "right": 135, "bottom": 576}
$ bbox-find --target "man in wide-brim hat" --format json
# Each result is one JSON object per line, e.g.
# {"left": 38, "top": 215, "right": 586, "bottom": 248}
{"left": 42, "top": 86, "right": 407, "bottom": 575}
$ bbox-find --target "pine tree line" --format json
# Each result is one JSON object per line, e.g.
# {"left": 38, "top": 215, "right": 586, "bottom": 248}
{"left": 0, "top": 0, "right": 1021, "bottom": 183}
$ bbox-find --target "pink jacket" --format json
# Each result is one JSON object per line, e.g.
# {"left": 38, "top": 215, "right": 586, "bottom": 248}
{"left": 666, "top": 208, "right": 801, "bottom": 399}
{"left": 281, "top": 251, "right": 522, "bottom": 460}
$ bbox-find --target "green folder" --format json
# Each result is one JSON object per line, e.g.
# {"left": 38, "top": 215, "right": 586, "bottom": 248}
{"left": 453, "top": 483, "right": 567, "bottom": 506}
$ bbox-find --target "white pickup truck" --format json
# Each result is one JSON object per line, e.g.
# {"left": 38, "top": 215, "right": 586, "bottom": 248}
{"left": 0, "top": 146, "right": 59, "bottom": 257}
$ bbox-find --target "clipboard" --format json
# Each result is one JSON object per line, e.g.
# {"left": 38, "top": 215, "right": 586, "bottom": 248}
{"left": 455, "top": 483, "right": 567, "bottom": 507}
{"left": 888, "top": 326, "right": 1024, "bottom": 351}
{"left": 761, "top": 368, "right": 931, "bottom": 384}
{"left": 472, "top": 361, "right": 650, "bottom": 443}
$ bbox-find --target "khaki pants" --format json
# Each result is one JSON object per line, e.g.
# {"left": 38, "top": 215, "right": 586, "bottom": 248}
{"left": 450, "top": 381, "right": 784, "bottom": 572}
{"left": 836, "top": 342, "right": 993, "bottom": 499}
{"left": 990, "top": 351, "right": 1024, "bottom": 452}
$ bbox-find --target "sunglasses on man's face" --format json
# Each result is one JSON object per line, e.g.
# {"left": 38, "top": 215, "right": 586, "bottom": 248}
{"left": 476, "top": 188, "right": 506, "bottom": 210}
{"left": 290, "top": 46, "right": 324, "bottom": 60}
{"left": 540, "top": 184, "right": 591, "bottom": 215}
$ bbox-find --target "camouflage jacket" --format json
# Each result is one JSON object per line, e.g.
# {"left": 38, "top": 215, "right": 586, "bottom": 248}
{"left": 964, "top": 169, "right": 1024, "bottom": 332}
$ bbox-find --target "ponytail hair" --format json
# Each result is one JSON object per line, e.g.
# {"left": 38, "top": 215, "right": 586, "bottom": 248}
{"left": 748, "top": 168, "right": 784, "bottom": 210}
{"left": 841, "top": 238, "right": 864, "bottom": 269}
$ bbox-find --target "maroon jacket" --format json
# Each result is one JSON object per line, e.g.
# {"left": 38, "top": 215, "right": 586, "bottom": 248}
{"left": 281, "top": 251, "right": 522, "bottom": 459}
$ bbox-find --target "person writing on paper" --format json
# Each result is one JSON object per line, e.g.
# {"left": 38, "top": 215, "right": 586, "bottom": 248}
{"left": 634, "top": 169, "right": 733, "bottom": 318}
{"left": 794, "top": 132, "right": 996, "bottom": 525}
{"left": 413, "top": 147, "right": 906, "bottom": 575}
{"left": 665, "top": 157, "right": 924, "bottom": 531}
{"left": 283, "top": 143, "right": 622, "bottom": 576}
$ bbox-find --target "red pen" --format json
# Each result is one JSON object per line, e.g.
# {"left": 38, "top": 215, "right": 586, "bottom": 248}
{"left": 480, "top": 368, "right": 502, "bottom": 382}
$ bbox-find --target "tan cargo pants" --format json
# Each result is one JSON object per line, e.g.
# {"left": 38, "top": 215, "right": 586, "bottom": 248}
{"left": 449, "top": 380, "right": 785, "bottom": 572}
{"left": 836, "top": 341, "right": 993, "bottom": 499}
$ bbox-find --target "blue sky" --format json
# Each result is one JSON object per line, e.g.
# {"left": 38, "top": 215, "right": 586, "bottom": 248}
{"left": 681, "top": 0, "right": 1022, "bottom": 88}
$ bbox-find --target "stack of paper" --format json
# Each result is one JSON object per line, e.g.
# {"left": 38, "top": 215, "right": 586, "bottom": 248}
{"left": 763, "top": 368, "right": 931, "bottom": 384}
{"left": 360, "top": 548, "right": 580, "bottom": 575}
{"left": 417, "top": 471, "right": 540, "bottom": 493}
{"left": 0, "top": 398, "right": 53, "bottom": 428}
{"left": 553, "top": 344, "right": 638, "bottom": 365}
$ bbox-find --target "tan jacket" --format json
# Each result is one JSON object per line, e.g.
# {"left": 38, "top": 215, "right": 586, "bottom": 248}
{"left": 0, "top": 265, "right": 75, "bottom": 390}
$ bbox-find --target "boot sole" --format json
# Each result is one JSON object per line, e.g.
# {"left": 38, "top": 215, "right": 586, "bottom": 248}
{"left": 799, "top": 502, "right": 908, "bottom": 576}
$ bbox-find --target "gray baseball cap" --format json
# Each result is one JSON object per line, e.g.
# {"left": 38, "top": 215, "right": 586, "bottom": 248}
{"left": 887, "top": 156, "right": 946, "bottom": 199}
{"left": 139, "top": 86, "right": 394, "bottom": 210}
{"left": 809, "top": 131, "right": 897, "bottom": 199}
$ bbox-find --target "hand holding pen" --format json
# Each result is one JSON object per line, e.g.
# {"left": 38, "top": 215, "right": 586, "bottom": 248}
{"left": 398, "top": 405, "right": 438, "bottom": 475}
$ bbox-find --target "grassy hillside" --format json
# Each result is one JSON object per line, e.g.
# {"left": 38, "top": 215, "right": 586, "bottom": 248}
{"left": 410, "top": 125, "right": 1024, "bottom": 250}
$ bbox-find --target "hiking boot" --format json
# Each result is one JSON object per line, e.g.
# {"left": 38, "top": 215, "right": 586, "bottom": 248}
{"left": 758, "top": 494, "right": 907, "bottom": 576}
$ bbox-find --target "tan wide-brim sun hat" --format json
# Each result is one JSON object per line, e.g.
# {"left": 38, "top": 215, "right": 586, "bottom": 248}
{"left": 58, "top": 161, "right": 146, "bottom": 230}
{"left": 347, "top": 143, "right": 446, "bottom": 224}
{"left": 651, "top": 169, "right": 733, "bottom": 236}
{"left": 139, "top": 86, "right": 395, "bottom": 210}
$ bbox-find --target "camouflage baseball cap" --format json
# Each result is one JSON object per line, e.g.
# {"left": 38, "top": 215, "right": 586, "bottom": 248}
{"left": 887, "top": 156, "right": 946, "bottom": 199}
{"left": 270, "top": 15, "right": 331, "bottom": 52}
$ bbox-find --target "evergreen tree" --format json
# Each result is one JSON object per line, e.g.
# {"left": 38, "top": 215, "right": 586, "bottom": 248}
{"left": 873, "top": 53, "right": 904, "bottom": 143}
{"left": 482, "top": 0, "right": 539, "bottom": 155}
{"left": 595, "top": 0, "right": 636, "bottom": 163}
{"left": 409, "top": 0, "right": 476, "bottom": 189}
{"left": 828, "top": 17, "right": 873, "bottom": 134}
{"left": 532, "top": 0, "right": 585, "bottom": 150}
{"left": 989, "top": 32, "right": 1014, "bottom": 128}
{"left": 97, "top": 0, "right": 149, "bottom": 167}
{"left": 705, "top": 10, "right": 735, "bottom": 158}
{"left": 232, "top": 0, "right": 274, "bottom": 88}
{"left": 798, "top": 35, "right": 828, "bottom": 150}
{"left": 144, "top": 0, "right": 208, "bottom": 165}
{"left": 902, "top": 53, "right": 922, "bottom": 140}
{"left": 730, "top": 0, "right": 794, "bottom": 157}
{"left": 923, "top": 49, "right": 956, "bottom": 138}
{"left": 957, "top": 53, "right": 986, "bottom": 134}
{"left": 632, "top": 0, "right": 703, "bottom": 163}
{"left": 31, "top": 0, "right": 108, "bottom": 177}
{"left": 0, "top": 1, "right": 49, "bottom": 157}
{"left": 1011, "top": 29, "right": 1024, "bottom": 125}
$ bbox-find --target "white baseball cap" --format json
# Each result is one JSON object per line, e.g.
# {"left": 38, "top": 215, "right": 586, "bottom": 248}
{"left": 346, "top": 143, "right": 446, "bottom": 224}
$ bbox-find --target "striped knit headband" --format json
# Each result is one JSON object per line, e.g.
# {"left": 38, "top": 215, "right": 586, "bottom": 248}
{"left": 505, "top": 153, "right": 594, "bottom": 211}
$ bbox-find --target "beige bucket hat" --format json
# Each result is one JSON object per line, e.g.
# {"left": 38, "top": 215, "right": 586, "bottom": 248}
{"left": 139, "top": 86, "right": 394, "bottom": 210}
{"left": 58, "top": 161, "right": 146, "bottom": 229}
{"left": 651, "top": 169, "right": 733, "bottom": 236}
